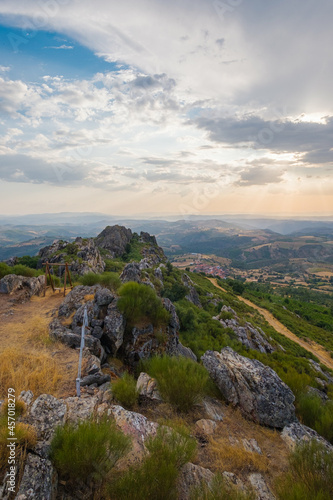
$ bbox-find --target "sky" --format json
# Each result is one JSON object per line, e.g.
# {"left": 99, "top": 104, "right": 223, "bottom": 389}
{"left": 0, "top": 0, "right": 332, "bottom": 217}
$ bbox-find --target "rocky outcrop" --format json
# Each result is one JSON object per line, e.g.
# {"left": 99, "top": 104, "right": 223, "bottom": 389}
{"left": 213, "top": 306, "right": 274, "bottom": 354}
{"left": 281, "top": 422, "right": 333, "bottom": 452}
{"left": 95, "top": 225, "right": 133, "bottom": 258}
{"left": 202, "top": 347, "right": 296, "bottom": 428}
{"left": 103, "top": 299, "right": 126, "bottom": 355}
{"left": 38, "top": 237, "right": 105, "bottom": 276}
{"left": 136, "top": 373, "right": 162, "bottom": 402}
{"left": 15, "top": 454, "right": 57, "bottom": 500}
{"left": 182, "top": 273, "right": 202, "bottom": 308}
{"left": 0, "top": 274, "right": 45, "bottom": 297}
{"left": 58, "top": 284, "right": 101, "bottom": 317}
{"left": 248, "top": 473, "right": 276, "bottom": 500}
{"left": 178, "top": 463, "right": 214, "bottom": 500}
{"left": 120, "top": 262, "right": 141, "bottom": 283}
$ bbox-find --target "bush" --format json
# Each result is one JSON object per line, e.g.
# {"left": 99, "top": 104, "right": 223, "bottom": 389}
{"left": 145, "top": 356, "right": 210, "bottom": 412}
{"left": 11, "top": 264, "right": 36, "bottom": 277}
{"left": 108, "top": 426, "right": 196, "bottom": 500}
{"left": 79, "top": 272, "right": 101, "bottom": 286}
{"left": 99, "top": 272, "right": 121, "bottom": 291}
{"left": 0, "top": 262, "right": 11, "bottom": 279}
{"left": 118, "top": 282, "right": 170, "bottom": 327}
{"left": 162, "top": 282, "right": 188, "bottom": 302}
{"left": 275, "top": 439, "right": 333, "bottom": 500}
{"left": 296, "top": 393, "right": 333, "bottom": 443}
{"left": 17, "top": 256, "right": 39, "bottom": 269}
{"left": 104, "top": 259, "right": 125, "bottom": 273}
{"left": 191, "top": 473, "right": 254, "bottom": 500}
{"left": 50, "top": 418, "right": 130, "bottom": 485}
{"left": 112, "top": 372, "right": 138, "bottom": 409}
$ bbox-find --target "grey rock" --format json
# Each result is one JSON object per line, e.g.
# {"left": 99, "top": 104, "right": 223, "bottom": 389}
{"left": 27, "top": 394, "right": 66, "bottom": 443}
{"left": 242, "top": 438, "right": 262, "bottom": 454}
{"left": 281, "top": 422, "right": 333, "bottom": 452}
{"left": 195, "top": 419, "right": 217, "bottom": 435}
{"left": 120, "top": 262, "right": 141, "bottom": 283}
{"left": 178, "top": 463, "right": 214, "bottom": 500}
{"left": 248, "top": 473, "right": 276, "bottom": 500}
{"left": 222, "top": 471, "right": 246, "bottom": 492}
{"left": 103, "top": 299, "right": 126, "bottom": 355}
{"left": 202, "top": 347, "right": 296, "bottom": 428}
{"left": 136, "top": 373, "right": 162, "bottom": 401}
{"left": 95, "top": 225, "right": 133, "bottom": 258}
{"left": 58, "top": 285, "right": 101, "bottom": 317}
{"left": 182, "top": 273, "right": 202, "bottom": 308}
{"left": 0, "top": 274, "right": 45, "bottom": 297}
{"left": 15, "top": 454, "right": 57, "bottom": 500}
{"left": 176, "top": 342, "right": 197, "bottom": 362}
{"left": 154, "top": 266, "right": 163, "bottom": 282}
{"left": 80, "top": 373, "right": 111, "bottom": 386}
{"left": 307, "top": 386, "right": 328, "bottom": 402}
{"left": 64, "top": 396, "right": 99, "bottom": 423}
{"left": 49, "top": 319, "right": 104, "bottom": 359}
{"left": 201, "top": 396, "right": 224, "bottom": 422}
{"left": 94, "top": 288, "right": 114, "bottom": 307}
{"left": 19, "top": 390, "right": 34, "bottom": 408}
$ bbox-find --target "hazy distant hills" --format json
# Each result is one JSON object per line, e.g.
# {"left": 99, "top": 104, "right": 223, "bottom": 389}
{"left": 0, "top": 213, "right": 332, "bottom": 268}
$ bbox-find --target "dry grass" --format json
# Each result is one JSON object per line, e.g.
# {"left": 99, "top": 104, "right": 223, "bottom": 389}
{"left": 0, "top": 421, "right": 37, "bottom": 472}
{"left": 209, "top": 436, "right": 270, "bottom": 474}
{"left": 84, "top": 294, "right": 95, "bottom": 302}
{"left": 0, "top": 347, "right": 62, "bottom": 397}
{"left": 26, "top": 316, "right": 56, "bottom": 347}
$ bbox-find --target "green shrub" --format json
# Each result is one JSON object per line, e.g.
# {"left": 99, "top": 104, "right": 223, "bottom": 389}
{"left": 112, "top": 372, "right": 138, "bottom": 409}
{"left": 50, "top": 418, "right": 130, "bottom": 485}
{"left": 275, "top": 439, "right": 333, "bottom": 500}
{"left": 108, "top": 426, "right": 196, "bottom": 500}
{"left": 11, "top": 264, "right": 36, "bottom": 277}
{"left": 0, "top": 263, "right": 11, "bottom": 279}
{"left": 17, "top": 256, "right": 39, "bottom": 269}
{"left": 79, "top": 272, "right": 101, "bottom": 286}
{"left": 104, "top": 259, "right": 125, "bottom": 273}
{"left": 296, "top": 393, "right": 333, "bottom": 443}
{"left": 191, "top": 473, "right": 254, "bottom": 500}
{"left": 162, "top": 282, "right": 188, "bottom": 302}
{"left": 118, "top": 282, "right": 170, "bottom": 327}
{"left": 99, "top": 272, "right": 121, "bottom": 291}
{"left": 145, "top": 356, "right": 210, "bottom": 412}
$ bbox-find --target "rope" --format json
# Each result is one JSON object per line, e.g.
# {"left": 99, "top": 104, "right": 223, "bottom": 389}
{"left": 76, "top": 306, "right": 89, "bottom": 397}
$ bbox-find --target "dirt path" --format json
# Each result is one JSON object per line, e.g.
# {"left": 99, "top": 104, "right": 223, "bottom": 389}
{"left": 0, "top": 290, "right": 79, "bottom": 398}
{"left": 208, "top": 278, "right": 333, "bottom": 371}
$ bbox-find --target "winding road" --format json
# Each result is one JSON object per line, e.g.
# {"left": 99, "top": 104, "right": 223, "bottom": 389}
{"left": 208, "top": 278, "right": 333, "bottom": 371}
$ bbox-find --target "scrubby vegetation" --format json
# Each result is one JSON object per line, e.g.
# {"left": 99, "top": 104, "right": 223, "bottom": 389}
{"left": 275, "top": 440, "right": 333, "bottom": 500}
{"left": 79, "top": 271, "right": 121, "bottom": 290}
{"left": 191, "top": 474, "right": 254, "bottom": 500}
{"left": 50, "top": 418, "right": 130, "bottom": 487}
{"left": 118, "top": 282, "right": 170, "bottom": 327}
{"left": 144, "top": 356, "right": 211, "bottom": 412}
{"left": 108, "top": 426, "right": 196, "bottom": 500}
{"left": 112, "top": 372, "right": 138, "bottom": 409}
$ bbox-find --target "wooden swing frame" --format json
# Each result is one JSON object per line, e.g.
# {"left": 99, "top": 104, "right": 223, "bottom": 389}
{"left": 43, "top": 262, "right": 73, "bottom": 297}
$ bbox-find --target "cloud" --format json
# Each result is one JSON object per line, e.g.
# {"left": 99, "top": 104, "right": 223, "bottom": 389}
{"left": 235, "top": 166, "right": 285, "bottom": 186}
{"left": 44, "top": 45, "right": 74, "bottom": 50}
{"left": 0, "top": 66, "right": 10, "bottom": 72}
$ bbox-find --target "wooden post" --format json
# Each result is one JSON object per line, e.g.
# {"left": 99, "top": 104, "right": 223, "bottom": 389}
{"left": 66, "top": 263, "right": 73, "bottom": 288}
{"left": 44, "top": 263, "right": 48, "bottom": 297}
{"left": 49, "top": 265, "right": 55, "bottom": 292}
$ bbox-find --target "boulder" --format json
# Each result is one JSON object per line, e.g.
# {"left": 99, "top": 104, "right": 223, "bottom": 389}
{"left": 281, "top": 422, "right": 333, "bottom": 452}
{"left": 222, "top": 472, "right": 246, "bottom": 492}
{"left": 49, "top": 319, "right": 104, "bottom": 360}
{"left": 248, "top": 473, "right": 276, "bottom": 500}
{"left": 202, "top": 347, "right": 296, "bottom": 428}
{"left": 177, "top": 463, "right": 214, "bottom": 500}
{"left": 182, "top": 274, "right": 202, "bottom": 308}
{"left": 27, "top": 394, "right": 67, "bottom": 442}
{"left": 176, "top": 342, "right": 197, "bottom": 362}
{"left": 58, "top": 285, "right": 101, "bottom": 317}
{"left": 95, "top": 225, "right": 133, "bottom": 258}
{"left": 201, "top": 396, "right": 224, "bottom": 422}
{"left": 120, "top": 262, "right": 141, "bottom": 283}
{"left": 136, "top": 373, "right": 162, "bottom": 401}
{"left": 15, "top": 454, "right": 57, "bottom": 500}
{"left": 38, "top": 238, "right": 105, "bottom": 276}
{"left": 103, "top": 300, "right": 126, "bottom": 355}
{"left": 0, "top": 274, "right": 45, "bottom": 297}
{"left": 64, "top": 396, "right": 99, "bottom": 424}
{"left": 80, "top": 373, "right": 111, "bottom": 387}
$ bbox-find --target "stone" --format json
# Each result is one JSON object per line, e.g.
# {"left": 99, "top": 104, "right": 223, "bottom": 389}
{"left": 0, "top": 274, "right": 45, "bottom": 297}
{"left": 108, "top": 405, "right": 158, "bottom": 459}
{"left": 120, "top": 262, "right": 141, "bottom": 283}
{"left": 202, "top": 347, "right": 296, "bottom": 428}
{"left": 182, "top": 273, "right": 202, "bottom": 308}
{"left": 19, "top": 390, "right": 34, "bottom": 408}
{"left": 136, "top": 373, "right": 162, "bottom": 401}
{"left": 177, "top": 463, "right": 214, "bottom": 500}
{"left": 222, "top": 471, "right": 246, "bottom": 492}
{"left": 201, "top": 396, "right": 224, "bottom": 422}
{"left": 94, "top": 288, "right": 114, "bottom": 307}
{"left": 307, "top": 386, "right": 328, "bottom": 402}
{"left": 58, "top": 285, "right": 101, "bottom": 317}
{"left": 195, "top": 419, "right": 217, "bottom": 435}
{"left": 28, "top": 394, "right": 67, "bottom": 442}
{"left": 281, "top": 422, "right": 333, "bottom": 452}
{"left": 176, "top": 342, "right": 197, "bottom": 362}
{"left": 80, "top": 373, "right": 111, "bottom": 386}
{"left": 103, "top": 299, "right": 126, "bottom": 355}
{"left": 38, "top": 237, "right": 105, "bottom": 276}
{"left": 49, "top": 319, "right": 104, "bottom": 359}
{"left": 248, "top": 473, "right": 276, "bottom": 500}
{"left": 95, "top": 225, "right": 133, "bottom": 258}
{"left": 64, "top": 396, "right": 99, "bottom": 423}
{"left": 242, "top": 438, "right": 262, "bottom": 454}
{"left": 15, "top": 454, "right": 57, "bottom": 500}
